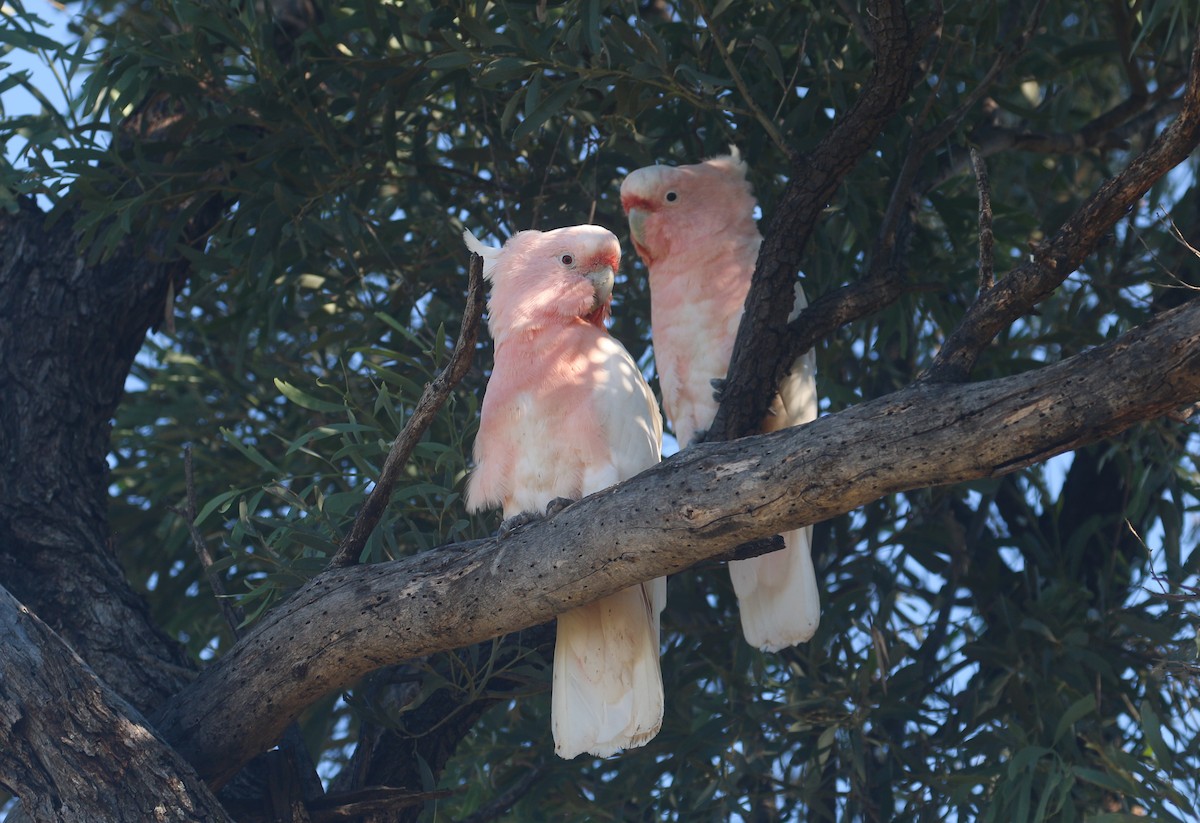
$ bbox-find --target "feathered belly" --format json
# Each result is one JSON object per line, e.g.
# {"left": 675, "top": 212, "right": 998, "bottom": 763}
{"left": 468, "top": 345, "right": 608, "bottom": 517}
{"left": 654, "top": 316, "right": 738, "bottom": 446}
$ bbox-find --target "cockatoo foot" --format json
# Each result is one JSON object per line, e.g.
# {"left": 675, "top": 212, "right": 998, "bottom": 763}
{"left": 497, "top": 498, "right": 576, "bottom": 537}
{"left": 710, "top": 376, "right": 726, "bottom": 402}
{"left": 544, "top": 497, "right": 575, "bottom": 517}
{"left": 498, "top": 510, "right": 541, "bottom": 538}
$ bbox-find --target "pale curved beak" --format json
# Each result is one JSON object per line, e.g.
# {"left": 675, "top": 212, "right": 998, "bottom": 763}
{"left": 626, "top": 207, "right": 647, "bottom": 248}
{"left": 587, "top": 265, "right": 615, "bottom": 309}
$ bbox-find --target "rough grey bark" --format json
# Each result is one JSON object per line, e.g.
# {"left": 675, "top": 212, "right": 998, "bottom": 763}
{"left": 0, "top": 585, "right": 231, "bottom": 823}
{"left": 157, "top": 295, "right": 1200, "bottom": 788}
{"left": 0, "top": 200, "right": 195, "bottom": 717}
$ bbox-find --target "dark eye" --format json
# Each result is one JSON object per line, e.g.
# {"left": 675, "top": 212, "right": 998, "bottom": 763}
{"left": 665, "top": 191, "right": 678, "bottom": 202}
{"left": 560, "top": 254, "right": 574, "bottom": 266}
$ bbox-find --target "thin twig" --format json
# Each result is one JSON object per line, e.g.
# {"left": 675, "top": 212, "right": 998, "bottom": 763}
{"left": 1161, "top": 209, "right": 1200, "bottom": 259}
{"left": 970, "top": 148, "right": 994, "bottom": 291}
{"left": 834, "top": 0, "right": 874, "bottom": 51}
{"left": 169, "top": 445, "right": 246, "bottom": 639}
{"left": 329, "top": 253, "right": 486, "bottom": 568}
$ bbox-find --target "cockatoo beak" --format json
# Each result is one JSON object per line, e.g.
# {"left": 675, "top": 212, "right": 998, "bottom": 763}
{"left": 626, "top": 207, "right": 647, "bottom": 248}
{"left": 588, "top": 264, "right": 615, "bottom": 310}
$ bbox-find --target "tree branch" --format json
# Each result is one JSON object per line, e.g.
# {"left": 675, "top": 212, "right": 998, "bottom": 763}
{"left": 330, "top": 254, "right": 486, "bottom": 568}
{"left": 708, "top": 0, "right": 939, "bottom": 441}
{"left": 157, "top": 295, "right": 1200, "bottom": 787}
{"left": 971, "top": 148, "right": 995, "bottom": 291}
{"left": 923, "top": 34, "right": 1200, "bottom": 383}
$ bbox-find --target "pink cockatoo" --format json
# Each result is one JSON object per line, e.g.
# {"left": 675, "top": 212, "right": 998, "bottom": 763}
{"left": 620, "top": 149, "right": 820, "bottom": 652}
{"left": 463, "top": 224, "right": 666, "bottom": 759}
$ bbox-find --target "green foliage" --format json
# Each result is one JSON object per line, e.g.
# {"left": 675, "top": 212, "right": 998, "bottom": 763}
{"left": 4, "top": 0, "right": 1200, "bottom": 819}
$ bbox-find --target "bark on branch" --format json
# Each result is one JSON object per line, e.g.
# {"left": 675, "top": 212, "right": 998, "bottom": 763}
{"left": 923, "top": 34, "right": 1200, "bottom": 383}
{"left": 157, "top": 295, "right": 1200, "bottom": 788}
{"left": 709, "top": 0, "right": 938, "bottom": 441}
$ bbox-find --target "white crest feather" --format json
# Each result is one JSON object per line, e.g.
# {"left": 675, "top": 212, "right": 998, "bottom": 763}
{"left": 462, "top": 229, "right": 503, "bottom": 279}
{"left": 711, "top": 145, "right": 748, "bottom": 179}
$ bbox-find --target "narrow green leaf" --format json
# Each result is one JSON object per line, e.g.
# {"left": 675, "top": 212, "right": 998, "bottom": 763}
{"left": 220, "top": 427, "right": 281, "bottom": 473}
{"left": 513, "top": 77, "right": 582, "bottom": 142}
{"left": 1052, "top": 694, "right": 1096, "bottom": 745}
{"left": 274, "top": 378, "right": 346, "bottom": 413}
{"left": 425, "top": 51, "right": 473, "bottom": 70}
{"left": 1141, "top": 701, "right": 1174, "bottom": 767}
{"left": 195, "top": 488, "right": 243, "bottom": 525}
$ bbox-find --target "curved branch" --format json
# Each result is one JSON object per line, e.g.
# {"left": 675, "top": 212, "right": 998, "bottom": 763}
{"left": 330, "top": 254, "right": 486, "bottom": 568}
{"left": 708, "top": 0, "right": 939, "bottom": 441}
{"left": 157, "top": 295, "right": 1200, "bottom": 787}
{"left": 923, "top": 34, "right": 1200, "bottom": 383}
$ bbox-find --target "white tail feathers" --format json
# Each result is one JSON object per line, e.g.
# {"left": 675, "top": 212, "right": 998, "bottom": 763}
{"left": 552, "top": 579, "right": 665, "bottom": 758}
{"left": 729, "top": 526, "right": 820, "bottom": 652}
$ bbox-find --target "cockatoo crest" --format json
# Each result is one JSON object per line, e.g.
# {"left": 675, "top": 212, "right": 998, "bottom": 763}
{"left": 462, "top": 229, "right": 504, "bottom": 281}
{"left": 463, "top": 225, "right": 621, "bottom": 339}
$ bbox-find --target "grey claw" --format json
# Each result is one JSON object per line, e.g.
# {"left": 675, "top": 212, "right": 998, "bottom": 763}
{"left": 545, "top": 497, "right": 575, "bottom": 516}
{"left": 498, "top": 510, "right": 541, "bottom": 538}
{"left": 710, "top": 376, "right": 726, "bottom": 403}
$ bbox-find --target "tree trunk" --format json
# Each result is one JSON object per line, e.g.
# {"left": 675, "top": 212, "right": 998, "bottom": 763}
{"left": 0, "top": 585, "right": 230, "bottom": 822}
{"left": 0, "top": 200, "right": 195, "bottom": 716}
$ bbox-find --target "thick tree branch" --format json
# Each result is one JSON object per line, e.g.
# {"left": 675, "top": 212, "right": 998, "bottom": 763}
{"left": 709, "top": 0, "right": 938, "bottom": 441}
{"left": 157, "top": 296, "right": 1200, "bottom": 788}
{"left": 0, "top": 586, "right": 231, "bottom": 823}
{"left": 923, "top": 35, "right": 1200, "bottom": 383}
{"left": 330, "top": 254, "right": 486, "bottom": 568}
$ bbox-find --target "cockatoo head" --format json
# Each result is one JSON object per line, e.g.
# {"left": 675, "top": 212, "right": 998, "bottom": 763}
{"left": 463, "top": 224, "right": 621, "bottom": 338}
{"left": 620, "top": 147, "right": 757, "bottom": 268}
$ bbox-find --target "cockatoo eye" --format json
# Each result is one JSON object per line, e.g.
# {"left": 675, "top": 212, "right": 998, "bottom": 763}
{"left": 665, "top": 191, "right": 678, "bottom": 202}
{"left": 560, "top": 254, "right": 575, "bottom": 266}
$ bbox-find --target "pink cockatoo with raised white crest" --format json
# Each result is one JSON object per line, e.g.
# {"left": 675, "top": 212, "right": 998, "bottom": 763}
{"left": 463, "top": 224, "right": 666, "bottom": 759}
{"left": 620, "top": 149, "right": 820, "bottom": 652}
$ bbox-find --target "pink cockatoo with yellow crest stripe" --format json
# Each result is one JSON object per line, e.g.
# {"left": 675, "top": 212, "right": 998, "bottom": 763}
{"left": 620, "top": 149, "right": 820, "bottom": 652}
{"left": 463, "top": 224, "right": 666, "bottom": 759}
